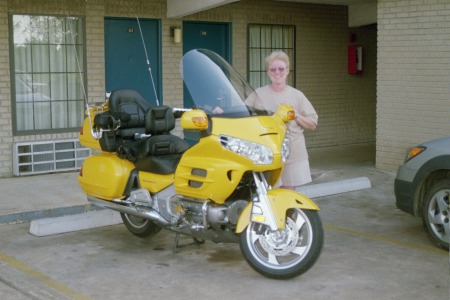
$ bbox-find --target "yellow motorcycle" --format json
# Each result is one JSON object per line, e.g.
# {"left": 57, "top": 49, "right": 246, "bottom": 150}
{"left": 78, "top": 49, "right": 323, "bottom": 279}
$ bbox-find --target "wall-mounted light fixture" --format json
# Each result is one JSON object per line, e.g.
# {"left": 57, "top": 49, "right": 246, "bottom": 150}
{"left": 170, "top": 26, "right": 182, "bottom": 44}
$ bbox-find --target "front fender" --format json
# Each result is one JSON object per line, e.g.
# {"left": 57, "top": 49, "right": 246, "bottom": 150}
{"left": 236, "top": 189, "right": 320, "bottom": 233}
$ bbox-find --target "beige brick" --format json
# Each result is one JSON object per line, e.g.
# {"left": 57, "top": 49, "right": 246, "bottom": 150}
{"left": 377, "top": 0, "right": 450, "bottom": 171}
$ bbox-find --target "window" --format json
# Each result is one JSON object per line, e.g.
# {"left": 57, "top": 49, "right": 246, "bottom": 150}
{"left": 11, "top": 15, "right": 85, "bottom": 133}
{"left": 248, "top": 24, "right": 295, "bottom": 88}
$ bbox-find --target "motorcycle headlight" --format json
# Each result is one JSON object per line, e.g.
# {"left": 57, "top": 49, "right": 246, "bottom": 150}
{"left": 219, "top": 135, "right": 273, "bottom": 164}
{"left": 281, "top": 133, "right": 290, "bottom": 162}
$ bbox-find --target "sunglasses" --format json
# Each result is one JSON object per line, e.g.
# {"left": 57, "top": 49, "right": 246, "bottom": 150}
{"left": 269, "top": 67, "right": 287, "bottom": 73}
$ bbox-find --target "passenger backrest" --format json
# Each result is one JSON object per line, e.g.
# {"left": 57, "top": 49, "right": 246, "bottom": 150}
{"left": 94, "top": 89, "right": 151, "bottom": 152}
{"left": 109, "top": 89, "right": 152, "bottom": 138}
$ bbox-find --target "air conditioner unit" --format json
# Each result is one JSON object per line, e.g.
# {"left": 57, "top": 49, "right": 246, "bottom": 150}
{"left": 13, "top": 139, "right": 91, "bottom": 176}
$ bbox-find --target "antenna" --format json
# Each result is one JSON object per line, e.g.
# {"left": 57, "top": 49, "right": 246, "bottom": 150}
{"left": 136, "top": 17, "right": 160, "bottom": 106}
{"left": 66, "top": 16, "right": 99, "bottom": 138}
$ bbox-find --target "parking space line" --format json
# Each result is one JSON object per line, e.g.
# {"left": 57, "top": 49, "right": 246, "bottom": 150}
{"left": 0, "top": 251, "right": 90, "bottom": 300}
{"left": 324, "top": 224, "right": 449, "bottom": 256}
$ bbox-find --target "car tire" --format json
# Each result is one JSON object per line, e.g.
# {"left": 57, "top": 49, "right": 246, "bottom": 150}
{"left": 422, "top": 178, "right": 449, "bottom": 250}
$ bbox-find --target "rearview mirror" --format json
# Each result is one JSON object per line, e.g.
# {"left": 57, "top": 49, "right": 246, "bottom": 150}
{"left": 180, "top": 109, "right": 209, "bottom": 130}
{"left": 275, "top": 104, "right": 295, "bottom": 123}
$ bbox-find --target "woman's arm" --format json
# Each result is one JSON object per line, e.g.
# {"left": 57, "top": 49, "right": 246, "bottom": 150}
{"left": 295, "top": 112, "right": 317, "bottom": 130}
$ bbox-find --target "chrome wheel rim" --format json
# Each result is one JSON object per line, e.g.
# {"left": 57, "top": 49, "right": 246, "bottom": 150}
{"left": 246, "top": 209, "right": 313, "bottom": 270}
{"left": 427, "top": 189, "right": 450, "bottom": 243}
{"left": 124, "top": 214, "right": 149, "bottom": 229}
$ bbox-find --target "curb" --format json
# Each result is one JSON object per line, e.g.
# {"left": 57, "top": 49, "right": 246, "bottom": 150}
{"left": 6, "top": 177, "right": 371, "bottom": 237}
{"left": 0, "top": 204, "right": 100, "bottom": 225}
{"left": 30, "top": 209, "right": 123, "bottom": 237}
{"left": 297, "top": 176, "right": 371, "bottom": 198}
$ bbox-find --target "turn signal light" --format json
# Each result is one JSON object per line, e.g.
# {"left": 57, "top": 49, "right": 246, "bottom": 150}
{"left": 180, "top": 110, "right": 208, "bottom": 130}
{"left": 287, "top": 110, "right": 295, "bottom": 121}
{"left": 192, "top": 116, "right": 208, "bottom": 128}
{"left": 405, "top": 147, "right": 426, "bottom": 162}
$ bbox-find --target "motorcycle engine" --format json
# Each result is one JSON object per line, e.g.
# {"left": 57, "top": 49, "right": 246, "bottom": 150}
{"left": 177, "top": 197, "right": 248, "bottom": 227}
{"left": 227, "top": 200, "right": 248, "bottom": 225}
{"left": 153, "top": 186, "right": 249, "bottom": 229}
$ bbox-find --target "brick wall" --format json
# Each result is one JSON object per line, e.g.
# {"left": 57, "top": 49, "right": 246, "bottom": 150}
{"left": 86, "top": 0, "right": 107, "bottom": 105}
{"left": 0, "top": 0, "right": 377, "bottom": 177}
{"left": 0, "top": 0, "right": 11, "bottom": 175}
{"left": 377, "top": 0, "right": 450, "bottom": 171}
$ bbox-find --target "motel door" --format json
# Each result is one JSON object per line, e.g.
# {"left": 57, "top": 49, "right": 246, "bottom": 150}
{"left": 182, "top": 21, "right": 231, "bottom": 109}
{"left": 104, "top": 18, "right": 162, "bottom": 106}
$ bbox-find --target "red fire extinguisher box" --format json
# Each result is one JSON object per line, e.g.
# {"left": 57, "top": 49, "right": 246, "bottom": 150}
{"left": 348, "top": 45, "right": 363, "bottom": 74}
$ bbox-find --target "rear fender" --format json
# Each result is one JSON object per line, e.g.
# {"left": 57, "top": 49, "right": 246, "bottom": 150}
{"left": 235, "top": 188, "right": 319, "bottom": 233}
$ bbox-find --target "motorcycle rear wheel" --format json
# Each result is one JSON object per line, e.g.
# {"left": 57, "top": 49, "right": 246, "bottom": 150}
{"left": 239, "top": 208, "right": 323, "bottom": 279}
{"left": 120, "top": 213, "right": 162, "bottom": 238}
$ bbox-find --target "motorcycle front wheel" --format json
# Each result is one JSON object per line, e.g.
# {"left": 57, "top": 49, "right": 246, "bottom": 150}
{"left": 239, "top": 208, "right": 323, "bottom": 279}
{"left": 120, "top": 213, "right": 162, "bottom": 238}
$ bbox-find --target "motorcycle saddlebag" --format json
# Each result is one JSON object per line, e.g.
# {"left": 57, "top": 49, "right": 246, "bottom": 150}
{"left": 78, "top": 153, "right": 135, "bottom": 200}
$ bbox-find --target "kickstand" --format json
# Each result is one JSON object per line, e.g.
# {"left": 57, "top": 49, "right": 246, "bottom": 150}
{"left": 172, "top": 233, "right": 205, "bottom": 253}
{"left": 173, "top": 232, "right": 181, "bottom": 253}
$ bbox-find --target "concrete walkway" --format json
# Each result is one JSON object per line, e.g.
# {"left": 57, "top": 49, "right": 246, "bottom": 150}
{"left": 0, "top": 143, "right": 376, "bottom": 232}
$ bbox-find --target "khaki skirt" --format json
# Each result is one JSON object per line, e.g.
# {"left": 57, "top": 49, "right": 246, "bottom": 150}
{"left": 279, "top": 159, "right": 312, "bottom": 187}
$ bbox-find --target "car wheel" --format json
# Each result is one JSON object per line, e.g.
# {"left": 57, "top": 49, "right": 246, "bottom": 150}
{"left": 422, "top": 178, "right": 449, "bottom": 250}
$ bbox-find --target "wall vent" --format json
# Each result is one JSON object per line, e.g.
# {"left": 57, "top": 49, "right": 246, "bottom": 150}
{"left": 13, "top": 139, "right": 91, "bottom": 176}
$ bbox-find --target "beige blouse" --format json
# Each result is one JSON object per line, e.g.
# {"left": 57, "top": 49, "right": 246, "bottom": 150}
{"left": 245, "top": 85, "right": 318, "bottom": 163}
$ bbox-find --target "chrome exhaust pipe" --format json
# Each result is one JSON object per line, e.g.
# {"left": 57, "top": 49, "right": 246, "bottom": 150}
{"left": 87, "top": 195, "right": 170, "bottom": 225}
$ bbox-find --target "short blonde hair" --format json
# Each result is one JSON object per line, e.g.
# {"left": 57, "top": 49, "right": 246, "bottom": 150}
{"left": 265, "top": 50, "right": 290, "bottom": 70}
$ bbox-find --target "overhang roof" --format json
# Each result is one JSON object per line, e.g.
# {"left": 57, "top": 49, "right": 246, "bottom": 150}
{"left": 166, "top": 0, "right": 377, "bottom": 27}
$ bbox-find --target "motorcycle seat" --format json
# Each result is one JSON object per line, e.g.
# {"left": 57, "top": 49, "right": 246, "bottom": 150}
{"left": 134, "top": 106, "right": 190, "bottom": 174}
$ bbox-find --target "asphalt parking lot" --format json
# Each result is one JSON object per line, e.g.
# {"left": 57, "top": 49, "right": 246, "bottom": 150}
{"left": 0, "top": 144, "right": 448, "bottom": 299}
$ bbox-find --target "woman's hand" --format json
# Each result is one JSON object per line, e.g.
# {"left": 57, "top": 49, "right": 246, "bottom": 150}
{"left": 212, "top": 106, "right": 224, "bottom": 114}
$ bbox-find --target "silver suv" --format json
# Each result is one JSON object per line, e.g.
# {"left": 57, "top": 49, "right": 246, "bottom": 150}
{"left": 394, "top": 135, "right": 450, "bottom": 250}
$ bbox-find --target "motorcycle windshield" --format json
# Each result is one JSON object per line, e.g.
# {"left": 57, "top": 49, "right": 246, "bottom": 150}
{"left": 181, "top": 49, "right": 268, "bottom": 118}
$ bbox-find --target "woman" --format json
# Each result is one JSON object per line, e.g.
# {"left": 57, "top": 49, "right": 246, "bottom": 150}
{"left": 246, "top": 50, "right": 318, "bottom": 190}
